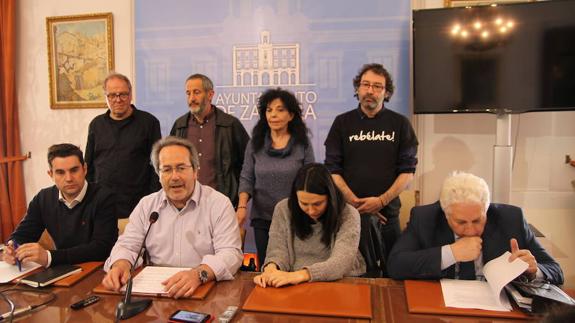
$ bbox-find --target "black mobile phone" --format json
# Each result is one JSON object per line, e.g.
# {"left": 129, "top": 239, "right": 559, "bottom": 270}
{"left": 168, "top": 310, "right": 211, "bottom": 323}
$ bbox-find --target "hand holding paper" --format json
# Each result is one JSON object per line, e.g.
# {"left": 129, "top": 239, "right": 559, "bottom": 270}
{"left": 102, "top": 259, "right": 131, "bottom": 291}
{"left": 508, "top": 238, "right": 537, "bottom": 279}
{"left": 121, "top": 266, "right": 192, "bottom": 296}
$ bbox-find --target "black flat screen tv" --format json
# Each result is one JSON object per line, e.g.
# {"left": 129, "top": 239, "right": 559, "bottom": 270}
{"left": 413, "top": 0, "right": 575, "bottom": 114}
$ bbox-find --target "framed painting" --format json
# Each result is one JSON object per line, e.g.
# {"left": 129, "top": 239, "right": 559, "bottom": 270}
{"left": 46, "top": 13, "right": 114, "bottom": 109}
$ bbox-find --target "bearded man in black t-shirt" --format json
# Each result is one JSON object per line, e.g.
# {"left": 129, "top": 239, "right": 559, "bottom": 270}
{"left": 324, "top": 63, "right": 418, "bottom": 275}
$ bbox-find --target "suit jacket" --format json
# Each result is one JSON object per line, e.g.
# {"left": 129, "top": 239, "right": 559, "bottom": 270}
{"left": 387, "top": 202, "right": 563, "bottom": 285}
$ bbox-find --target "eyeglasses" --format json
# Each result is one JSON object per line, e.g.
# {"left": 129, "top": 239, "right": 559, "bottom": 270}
{"left": 106, "top": 92, "right": 130, "bottom": 101}
{"left": 159, "top": 165, "right": 194, "bottom": 175}
{"left": 359, "top": 82, "right": 385, "bottom": 92}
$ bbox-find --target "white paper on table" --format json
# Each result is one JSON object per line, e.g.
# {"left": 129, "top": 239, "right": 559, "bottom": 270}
{"left": 441, "top": 279, "right": 512, "bottom": 311}
{"left": 120, "top": 266, "right": 190, "bottom": 294}
{"left": 0, "top": 261, "right": 42, "bottom": 283}
{"left": 440, "top": 251, "right": 528, "bottom": 311}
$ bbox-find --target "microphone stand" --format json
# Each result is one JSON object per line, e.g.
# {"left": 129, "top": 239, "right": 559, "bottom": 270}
{"left": 115, "top": 212, "right": 159, "bottom": 321}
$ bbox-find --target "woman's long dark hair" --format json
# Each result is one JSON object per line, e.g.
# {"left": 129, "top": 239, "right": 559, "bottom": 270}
{"left": 288, "top": 163, "right": 345, "bottom": 246}
{"left": 251, "top": 88, "right": 310, "bottom": 152}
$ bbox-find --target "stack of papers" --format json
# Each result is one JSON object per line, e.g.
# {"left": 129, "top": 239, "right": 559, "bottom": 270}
{"left": 121, "top": 266, "right": 190, "bottom": 294}
{"left": 440, "top": 251, "right": 528, "bottom": 311}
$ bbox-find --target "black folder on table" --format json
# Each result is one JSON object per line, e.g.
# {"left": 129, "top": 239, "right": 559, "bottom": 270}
{"left": 20, "top": 265, "right": 82, "bottom": 287}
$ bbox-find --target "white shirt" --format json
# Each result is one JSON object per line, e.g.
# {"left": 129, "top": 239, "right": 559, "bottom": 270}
{"left": 58, "top": 180, "right": 88, "bottom": 209}
{"left": 104, "top": 181, "right": 242, "bottom": 281}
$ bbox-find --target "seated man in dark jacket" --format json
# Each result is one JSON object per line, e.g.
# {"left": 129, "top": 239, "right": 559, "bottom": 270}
{"left": 2, "top": 144, "right": 118, "bottom": 268}
{"left": 387, "top": 171, "right": 563, "bottom": 285}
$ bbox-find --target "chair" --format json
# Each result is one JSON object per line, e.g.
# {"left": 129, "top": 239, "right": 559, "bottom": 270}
{"left": 359, "top": 190, "right": 420, "bottom": 278}
{"left": 240, "top": 227, "right": 246, "bottom": 250}
{"left": 359, "top": 214, "right": 386, "bottom": 278}
{"left": 38, "top": 230, "right": 55, "bottom": 250}
{"left": 118, "top": 218, "right": 129, "bottom": 235}
{"left": 399, "top": 190, "right": 420, "bottom": 231}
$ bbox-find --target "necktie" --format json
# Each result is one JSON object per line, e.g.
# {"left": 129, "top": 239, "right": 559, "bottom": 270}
{"left": 458, "top": 261, "right": 476, "bottom": 280}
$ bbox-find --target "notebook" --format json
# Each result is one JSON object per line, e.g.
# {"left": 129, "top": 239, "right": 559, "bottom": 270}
{"left": 20, "top": 265, "right": 82, "bottom": 287}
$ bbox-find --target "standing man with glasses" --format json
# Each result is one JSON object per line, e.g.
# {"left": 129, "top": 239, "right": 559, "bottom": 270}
{"left": 102, "top": 136, "right": 242, "bottom": 299}
{"left": 85, "top": 72, "right": 161, "bottom": 222}
{"left": 324, "top": 63, "right": 418, "bottom": 275}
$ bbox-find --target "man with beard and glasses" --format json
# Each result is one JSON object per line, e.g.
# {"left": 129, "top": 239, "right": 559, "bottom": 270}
{"left": 324, "top": 63, "right": 418, "bottom": 275}
{"left": 170, "top": 74, "right": 249, "bottom": 207}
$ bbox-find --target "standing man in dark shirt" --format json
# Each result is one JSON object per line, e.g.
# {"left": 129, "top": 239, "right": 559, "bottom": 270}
{"left": 2, "top": 144, "right": 118, "bottom": 267}
{"left": 324, "top": 63, "right": 418, "bottom": 267}
{"left": 170, "top": 74, "right": 249, "bottom": 206}
{"left": 85, "top": 73, "right": 161, "bottom": 220}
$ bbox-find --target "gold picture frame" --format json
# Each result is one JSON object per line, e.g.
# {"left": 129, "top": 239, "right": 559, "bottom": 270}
{"left": 46, "top": 12, "right": 114, "bottom": 109}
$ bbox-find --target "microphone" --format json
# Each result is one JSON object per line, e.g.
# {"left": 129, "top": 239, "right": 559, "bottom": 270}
{"left": 115, "top": 211, "right": 159, "bottom": 321}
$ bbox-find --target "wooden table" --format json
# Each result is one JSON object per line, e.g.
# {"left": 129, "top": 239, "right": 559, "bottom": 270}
{"left": 0, "top": 271, "right": 534, "bottom": 322}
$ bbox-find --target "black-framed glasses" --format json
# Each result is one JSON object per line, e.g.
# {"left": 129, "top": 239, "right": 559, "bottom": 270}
{"left": 106, "top": 92, "right": 130, "bottom": 101}
{"left": 358, "top": 82, "right": 385, "bottom": 92}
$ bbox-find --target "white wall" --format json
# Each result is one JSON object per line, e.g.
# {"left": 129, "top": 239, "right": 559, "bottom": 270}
{"left": 414, "top": 113, "right": 575, "bottom": 207}
{"left": 16, "top": 0, "right": 134, "bottom": 200}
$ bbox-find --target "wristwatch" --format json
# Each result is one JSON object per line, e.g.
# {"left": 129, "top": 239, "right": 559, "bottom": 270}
{"left": 198, "top": 268, "right": 209, "bottom": 285}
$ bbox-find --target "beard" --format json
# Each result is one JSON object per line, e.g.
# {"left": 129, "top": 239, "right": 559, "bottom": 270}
{"left": 360, "top": 94, "right": 383, "bottom": 111}
{"left": 189, "top": 101, "right": 208, "bottom": 116}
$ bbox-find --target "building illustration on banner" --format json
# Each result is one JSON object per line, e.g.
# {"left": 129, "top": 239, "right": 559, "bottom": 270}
{"left": 232, "top": 31, "right": 300, "bottom": 87}
{"left": 215, "top": 30, "right": 317, "bottom": 122}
